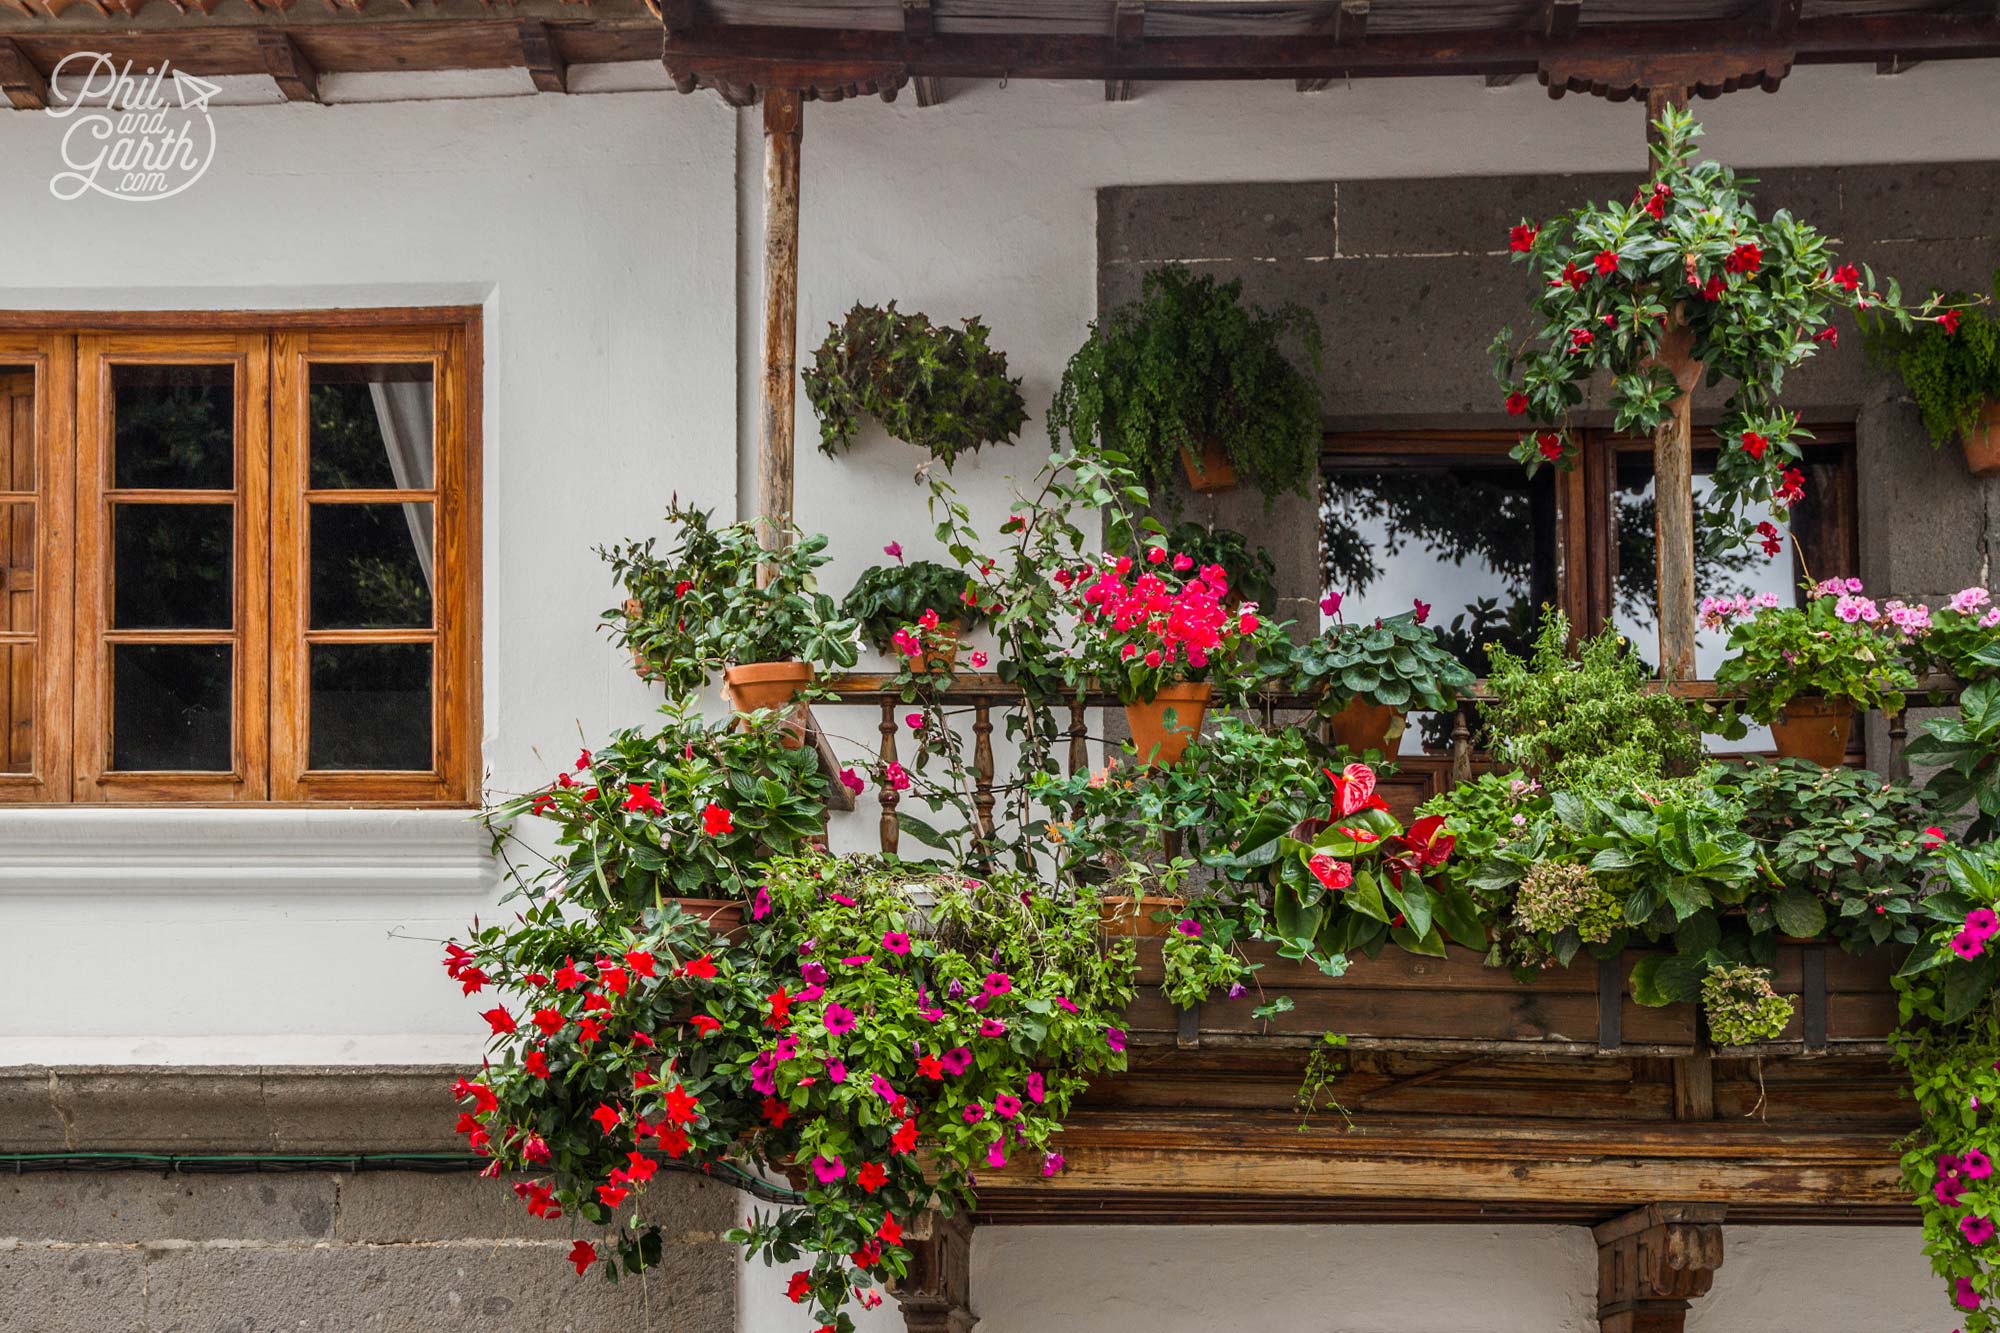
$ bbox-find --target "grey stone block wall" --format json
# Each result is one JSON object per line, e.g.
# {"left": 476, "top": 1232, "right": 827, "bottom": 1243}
{"left": 0, "top": 1171, "right": 738, "bottom": 1333}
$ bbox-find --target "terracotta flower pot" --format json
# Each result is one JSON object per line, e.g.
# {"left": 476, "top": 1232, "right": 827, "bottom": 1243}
{"left": 1327, "top": 697, "right": 1401, "bottom": 756}
{"left": 622, "top": 597, "right": 658, "bottom": 681}
{"left": 722, "top": 660, "right": 813, "bottom": 749}
{"left": 1099, "top": 895, "right": 1187, "bottom": 937}
{"left": 911, "top": 622, "right": 961, "bottom": 673}
{"left": 1964, "top": 402, "right": 2000, "bottom": 478}
{"left": 667, "top": 897, "right": 747, "bottom": 938}
{"left": 1769, "top": 695, "right": 1853, "bottom": 767}
{"left": 1180, "top": 439, "right": 1237, "bottom": 494}
{"left": 1124, "top": 682, "right": 1212, "bottom": 767}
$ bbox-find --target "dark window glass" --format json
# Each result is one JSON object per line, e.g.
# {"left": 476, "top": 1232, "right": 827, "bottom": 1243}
{"left": 1322, "top": 457, "right": 1559, "bottom": 753}
{"left": 309, "top": 643, "right": 431, "bottom": 771}
{"left": 112, "top": 643, "right": 231, "bottom": 771}
{"left": 113, "top": 503, "right": 232, "bottom": 629}
{"left": 310, "top": 503, "right": 433, "bottom": 629}
{"left": 309, "top": 363, "right": 434, "bottom": 491}
{"left": 112, "top": 364, "right": 232, "bottom": 490}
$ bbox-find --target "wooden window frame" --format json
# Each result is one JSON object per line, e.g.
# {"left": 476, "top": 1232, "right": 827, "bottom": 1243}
{"left": 0, "top": 308, "right": 481, "bottom": 807}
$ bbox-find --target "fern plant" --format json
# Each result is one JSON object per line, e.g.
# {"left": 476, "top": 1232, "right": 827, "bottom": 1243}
{"left": 1863, "top": 276, "right": 2000, "bottom": 450}
{"left": 1048, "top": 266, "right": 1323, "bottom": 506}
{"left": 802, "top": 303, "right": 1027, "bottom": 468}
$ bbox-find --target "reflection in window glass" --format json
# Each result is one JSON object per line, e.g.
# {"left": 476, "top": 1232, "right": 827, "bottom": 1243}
{"left": 1610, "top": 449, "right": 1787, "bottom": 751}
{"left": 111, "top": 364, "right": 233, "bottom": 490}
{"left": 309, "top": 643, "right": 431, "bottom": 771}
{"left": 112, "top": 643, "right": 231, "bottom": 771}
{"left": 308, "top": 363, "right": 435, "bottom": 491}
{"left": 1322, "top": 460, "right": 1558, "bottom": 754}
{"left": 112, "top": 503, "right": 233, "bottom": 630}
{"left": 310, "top": 503, "right": 433, "bottom": 629}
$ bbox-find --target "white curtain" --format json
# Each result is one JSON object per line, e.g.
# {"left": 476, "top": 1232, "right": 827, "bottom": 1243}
{"left": 367, "top": 380, "right": 436, "bottom": 591}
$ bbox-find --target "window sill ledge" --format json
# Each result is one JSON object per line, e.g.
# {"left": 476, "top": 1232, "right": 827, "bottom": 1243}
{"left": 0, "top": 807, "right": 494, "bottom": 896}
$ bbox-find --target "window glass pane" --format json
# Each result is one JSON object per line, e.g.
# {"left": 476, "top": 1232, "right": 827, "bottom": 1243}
{"left": 0, "top": 366, "right": 34, "bottom": 491}
{"left": 112, "top": 643, "right": 231, "bottom": 771}
{"left": 1610, "top": 448, "right": 1789, "bottom": 752}
{"left": 2, "top": 502, "right": 32, "bottom": 634}
{"left": 1322, "top": 458, "right": 1559, "bottom": 754}
{"left": 113, "top": 503, "right": 232, "bottom": 630}
{"left": 2, "top": 641, "right": 30, "bottom": 774}
{"left": 309, "top": 363, "right": 435, "bottom": 491}
{"left": 310, "top": 502, "right": 434, "bottom": 629}
{"left": 310, "top": 643, "right": 432, "bottom": 771}
{"left": 111, "top": 364, "right": 233, "bottom": 490}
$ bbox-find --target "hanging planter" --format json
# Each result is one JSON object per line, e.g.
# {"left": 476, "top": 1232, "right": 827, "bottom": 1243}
{"left": 1124, "top": 682, "right": 1212, "bottom": 768}
{"left": 723, "top": 660, "right": 814, "bottom": 749}
{"left": 1179, "top": 439, "right": 1237, "bottom": 494}
{"left": 1962, "top": 402, "right": 2000, "bottom": 478}
{"left": 1768, "top": 695, "right": 1854, "bottom": 767}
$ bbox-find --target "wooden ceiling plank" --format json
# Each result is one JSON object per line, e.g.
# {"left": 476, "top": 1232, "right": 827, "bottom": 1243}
{"left": 516, "top": 18, "right": 567, "bottom": 92}
{"left": 255, "top": 28, "right": 320, "bottom": 101}
{"left": 0, "top": 36, "right": 45, "bottom": 108}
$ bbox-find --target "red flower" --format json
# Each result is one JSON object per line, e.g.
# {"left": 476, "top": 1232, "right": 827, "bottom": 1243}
{"left": 479, "top": 1006, "right": 516, "bottom": 1037}
{"left": 1741, "top": 431, "right": 1768, "bottom": 460}
{"left": 1567, "top": 327, "right": 1594, "bottom": 353}
{"left": 850, "top": 1241, "right": 883, "bottom": 1269}
{"left": 855, "top": 1161, "right": 888, "bottom": 1194}
{"left": 1924, "top": 826, "right": 1948, "bottom": 850}
{"left": 1412, "top": 598, "right": 1430, "bottom": 626}
{"left": 583, "top": 992, "right": 613, "bottom": 1014}
{"left": 625, "top": 1150, "right": 659, "bottom": 1183}
{"left": 1773, "top": 467, "right": 1805, "bottom": 508}
{"left": 658, "top": 1127, "right": 690, "bottom": 1158}
{"left": 762, "top": 1096, "right": 791, "bottom": 1128}
{"left": 1698, "top": 274, "right": 1726, "bottom": 302}
{"left": 596, "top": 1183, "right": 629, "bottom": 1208}
{"left": 1505, "top": 391, "right": 1529, "bottom": 416}
{"left": 630, "top": 1031, "right": 654, "bottom": 1049}
{"left": 1508, "top": 222, "right": 1539, "bottom": 252}
{"left": 1308, "top": 855, "right": 1355, "bottom": 892}
{"left": 680, "top": 953, "right": 718, "bottom": 980}
{"left": 577, "top": 1018, "right": 604, "bottom": 1045}
{"left": 531, "top": 1008, "right": 564, "bottom": 1037}
{"left": 663, "top": 1085, "right": 701, "bottom": 1125}
{"left": 1558, "top": 261, "right": 1589, "bottom": 291}
{"left": 569, "top": 1240, "right": 597, "bottom": 1275}
{"left": 879, "top": 1212, "right": 904, "bottom": 1247}
{"left": 1593, "top": 249, "right": 1619, "bottom": 276}
{"left": 702, "top": 803, "right": 734, "bottom": 836}
{"left": 554, "top": 958, "right": 585, "bottom": 991}
{"left": 916, "top": 1054, "right": 943, "bottom": 1080}
{"left": 633, "top": 1068, "right": 658, "bottom": 1089}
{"left": 1831, "top": 263, "right": 1861, "bottom": 292}
{"left": 575, "top": 749, "right": 592, "bottom": 771}
{"left": 1813, "top": 325, "right": 1839, "bottom": 346}
{"left": 622, "top": 782, "right": 664, "bottom": 816}
{"left": 624, "top": 950, "right": 657, "bottom": 978}
{"left": 688, "top": 1014, "right": 722, "bottom": 1037}
{"left": 599, "top": 966, "right": 629, "bottom": 997}
{"left": 1723, "top": 241, "right": 1762, "bottom": 275}
{"left": 590, "top": 1103, "right": 622, "bottom": 1134}
{"left": 1756, "top": 520, "right": 1784, "bottom": 557}
{"left": 467, "top": 1083, "right": 498, "bottom": 1114}
{"left": 1324, "top": 763, "right": 1388, "bottom": 819}
{"left": 891, "top": 1118, "right": 920, "bottom": 1154}
{"left": 786, "top": 1271, "right": 813, "bottom": 1304}
{"left": 524, "top": 1050, "right": 551, "bottom": 1080}
{"left": 1941, "top": 309, "right": 1964, "bottom": 335}
{"left": 767, "top": 987, "right": 794, "bottom": 1029}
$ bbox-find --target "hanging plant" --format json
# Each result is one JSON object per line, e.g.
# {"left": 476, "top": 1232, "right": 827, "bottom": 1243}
{"left": 1862, "top": 276, "right": 2000, "bottom": 475}
{"left": 802, "top": 303, "right": 1027, "bottom": 470}
{"left": 1049, "top": 265, "right": 1324, "bottom": 506}
{"left": 1491, "top": 107, "right": 1960, "bottom": 555}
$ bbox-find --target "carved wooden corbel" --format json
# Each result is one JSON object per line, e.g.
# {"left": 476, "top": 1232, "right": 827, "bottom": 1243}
{"left": 1594, "top": 1203, "right": 1726, "bottom": 1333}
{"left": 1538, "top": 49, "right": 1794, "bottom": 102}
{"left": 891, "top": 1209, "right": 976, "bottom": 1333}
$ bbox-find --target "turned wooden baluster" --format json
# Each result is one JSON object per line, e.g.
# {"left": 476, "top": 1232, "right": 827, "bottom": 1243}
{"left": 1069, "top": 698, "right": 1088, "bottom": 777}
{"left": 973, "top": 702, "right": 996, "bottom": 842}
{"left": 878, "top": 699, "right": 900, "bottom": 855}
{"left": 1887, "top": 705, "right": 1910, "bottom": 783}
{"left": 1450, "top": 707, "right": 1473, "bottom": 787}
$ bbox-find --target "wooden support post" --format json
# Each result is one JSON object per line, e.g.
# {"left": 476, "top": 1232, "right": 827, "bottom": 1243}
{"left": 517, "top": 21, "right": 569, "bottom": 94}
{"left": 1645, "top": 85, "right": 1700, "bottom": 682}
{"left": 256, "top": 31, "right": 321, "bottom": 104}
{"left": 893, "top": 1210, "right": 976, "bottom": 1333}
{"left": 757, "top": 88, "right": 803, "bottom": 565}
{"left": 1594, "top": 1203, "right": 1725, "bottom": 1333}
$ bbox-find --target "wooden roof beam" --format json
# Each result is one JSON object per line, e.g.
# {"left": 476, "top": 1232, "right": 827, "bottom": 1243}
{"left": 0, "top": 37, "right": 47, "bottom": 110}
{"left": 254, "top": 30, "right": 319, "bottom": 103}
{"left": 1107, "top": 0, "right": 1141, "bottom": 102}
{"left": 1545, "top": 0, "right": 1582, "bottom": 40}
{"left": 1298, "top": 0, "right": 1367, "bottom": 92}
{"left": 660, "top": 0, "right": 694, "bottom": 35}
{"left": 1770, "top": 0, "right": 1802, "bottom": 35}
{"left": 517, "top": 19, "right": 567, "bottom": 92}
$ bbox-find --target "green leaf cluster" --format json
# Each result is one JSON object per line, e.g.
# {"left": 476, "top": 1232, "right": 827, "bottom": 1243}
{"left": 1713, "top": 590, "right": 1915, "bottom": 720}
{"left": 839, "top": 559, "right": 988, "bottom": 652}
{"left": 1293, "top": 610, "right": 1476, "bottom": 713}
{"left": 1910, "top": 678, "right": 2000, "bottom": 841}
{"left": 1862, "top": 276, "right": 2000, "bottom": 450}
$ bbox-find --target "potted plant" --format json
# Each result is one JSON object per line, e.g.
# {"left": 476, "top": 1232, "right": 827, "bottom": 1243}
{"left": 1907, "top": 585, "right": 2000, "bottom": 682}
{"left": 1862, "top": 279, "right": 2000, "bottom": 476}
{"left": 1061, "top": 547, "right": 1269, "bottom": 766}
{"left": 602, "top": 502, "right": 859, "bottom": 745}
{"left": 802, "top": 302, "right": 1028, "bottom": 472}
{"left": 841, "top": 557, "right": 989, "bottom": 671}
{"left": 1161, "top": 520, "right": 1278, "bottom": 612}
{"left": 1048, "top": 265, "right": 1323, "bottom": 505}
{"left": 1292, "top": 600, "right": 1476, "bottom": 755}
{"left": 1708, "top": 582, "right": 1917, "bottom": 766}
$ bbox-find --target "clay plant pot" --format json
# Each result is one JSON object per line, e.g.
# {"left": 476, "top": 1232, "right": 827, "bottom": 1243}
{"left": 1326, "top": 697, "right": 1401, "bottom": 756}
{"left": 1124, "top": 682, "right": 1213, "bottom": 767}
{"left": 722, "top": 660, "right": 813, "bottom": 749}
{"left": 911, "top": 622, "right": 962, "bottom": 673}
{"left": 1769, "top": 695, "right": 1854, "bottom": 767}
{"left": 1179, "top": 438, "right": 1237, "bottom": 494}
{"left": 622, "top": 597, "right": 658, "bottom": 681}
{"left": 1099, "top": 895, "right": 1188, "bottom": 937}
{"left": 1964, "top": 402, "right": 2000, "bottom": 478}
{"left": 665, "top": 897, "right": 747, "bottom": 938}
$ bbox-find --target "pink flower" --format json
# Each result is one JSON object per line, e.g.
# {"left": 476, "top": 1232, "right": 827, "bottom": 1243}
{"left": 883, "top": 931, "right": 911, "bottom": 955}
{"left": 811, "top": 1153, "right": 846, "bottom": 1184}
{"left": 1238, "top": 611, "right": 1259, "bottom": 635}
{"left": 1320, "top": 592, "right": 1342, "bottom": 616}
{"left": 883, "top": 761, "right": 912, "bottom": 792}
{"left": 1026, "top": 1071, "right": 1045, "bottom": 1104}
{"left": 884, "top": 542, "right": 904, "bottom": 561}
{"left": 822, "top": 1004, "right": 858, "bottom": 1037}
{"left": 962, "top": 1102, "right": 986, "bottom": 1124}
{"left": 906, "top": 712, "right": 925, "bottom": 731}
{"left": 1966, "top": 1149, "right": 1994, "bottom": 1180}
{"left": 1939, "top": 1176, "right": 1968, "bottom": 1206}
{"left": 1054, "top": 997, "right": 1078, "bottom": 1014}
{"left": 1963, "top": 1215, "right": 1997, "bottom": 1246}
{"left": 841, "top": 954, "right": 874, "bottom": 967}
{"left": 994, "top": 1093, "right": 1022, "bottom": 1120}
{"left": 940, "top": 1046, "right": 973, "bottom": 1076}
{"left": 1041, "top": 1151, "right": 1066, "bottom": 1177}
{"left": 985, "top": 1137, "right": 1007, "bottom": 1169}
{"left": 1970, "top": 909, "right": 2000, "bottom": 940}
{"left": 1176, "top": 919, "right": 1202, "bottom": 938}
{"left": 752, "top": 886, "right": 772, "bottom": 921}
{"left": 891, "top": 628, "right": 922, "bottom": 658}
{"left": 871, "top": 1074, "right": 898, "bottom": 1101}
{"left": 826, "top": 1059, "right": 847, "bottom": 1083}
{"left": 1146, "top": 546, "right": 1167, "bottom": 564}
{"left": 1951, "top": 587, "right": 1993, "bottom": 615}
{"left": 982, "top": 972, "right": 1013, "bottom": 995}
{"left": 839, "top": 767, "right": 866, "bottom": 796}
{"left": 1957, "top": 1276, "right": 1980, "bottom": 1311}
{"left": 1105, "top": 1026, "right": 1127, "bottom": 1054}
{"left": 1952, "top": 931, "right": 1986, "bottom": 961}
{"left": 979, "top": 1018, "right": 1008, "bottom": 1038}
{"left": 1172, "top": 553, "right": 1194, "bottom": 572}
{"left": 970, "top": 650, "right": 989, "bottom": 668}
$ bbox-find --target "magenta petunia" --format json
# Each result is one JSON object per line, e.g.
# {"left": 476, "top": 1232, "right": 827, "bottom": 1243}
{"left": 1041, "top": 1151, "right": 1066, "bottom": 1178}
{"left": 1967, "top": 1149, "right": 1994, "bottom": 1180}
{"left": 1971, "top": 908, "right": 2000, "bottom": 940}
{"left": 1963, "top": 1214, "right": 1997, "bottom": 1246}
{"left": 1957, "top": 1276, "right": 1981, "bottom": 1311}
{"left": 826, "top": 1059, "right": 847, "bottom": 1084}
{"left": 1054, "top": 996, "right": 1078, "bottom": 1014}
{"left": 1026, "top": 1071, "right": 1045, "bottom": 1104}
{"left": 962, "top": 1102, "right": 986, "bottom": 1124}
{"left": 985, "top": 1137, "right": 1007, "bottom": 1169}
{"left": 1175, "top": 918, "right": 1202, "bottom": 938}
{"left": 830, "top": 893, "right": 858, "bottom": 907}
{"left": 994, "top": 1093, "right": 1022, "bottom": 1120}
{"left": 841, "top": 954, "right": 875, "bottom": 967}
{"left": 1105, "top": 1026, "right": 1127, "bottom": 1054}
{"left": 882, "top": 931, "right": 912, "bottom": 955}
{"left": 811, "top": 1154, "right": 845, "bottom": 1184}
{"left": 982, "top": 972, "right": 1013, "bottom": 996}
{"left": 871, "top": 1073, "right": 898, "bottom": 1102}
{"left": 940, "top": 1046, "right": 973, "bottom": 1076}
{"left": 1953, "top": 930, "right": 1987, "bottom": 961}
{"left": 979, "top": 1018, "right": 1008, "bottom": 1039}
{"left": 822, "top": 1004, "right": 858, "bottom": 1038}
{"left": 751, "top": 886, "right": 772, "bottom": 921}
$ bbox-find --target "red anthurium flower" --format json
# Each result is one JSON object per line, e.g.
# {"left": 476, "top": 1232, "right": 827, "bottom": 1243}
{"left": 1724, "top": 241, "right": 1762, "bottom": 275}
{"left": 663, "top": 1085, "right": 700, "bottom": 1125}
{"left": 479, "top": 1006, "right": 516, "bottom": 1037}
{"left": 702, "top": 803, "right": 734, "bottom": 836}
{"left": 590, "top": 1103, "right": 622, "bottom": 1134}
{"left": 1831, "top": 263, "right": 1861, "bottom": 291}
{"left": 855, "top": 1162, "right": 888, "bottom": 1194}
{"left": 688, "top": 1014, "right": 722, "bottom": 1036}
{"left": 599, "top": 966, "right": 629, "bottom": 996}
{"left": 1308, "top": 855, "right": 1355, "bottom": 892}
{"left": 531, "top": 1008, "right": 565, "bottom": 1037}
{"left": 1324, "top": 763, "right": 1388, "bottom": 819}
{"left": 456, "top": 966, "right": 489, "bottom": 996}
{"left": 680, "top": 953, "right": 718, "bottom": 980}
{"left": 569, "top": 1240, "right": 597, "bottom": 1275}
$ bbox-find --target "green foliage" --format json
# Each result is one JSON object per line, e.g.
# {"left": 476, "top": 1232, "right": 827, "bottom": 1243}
{"left": 1049, "top": 265, "right": 1323, "bottom": 505}
{"left": 1712, "top": 589, "right": 1915, "bottom": 721}
{"left": 839, "top": 560, "right": 987, "bottom": 652}
{"left": 1159, "top": 898, "right": 1257, "bottom": 1010}
{"left": 482, "top": 704, "right": 829, "bottom": 912}
{"left": 1863, "top": 277, "right": 2000, "bottom": 450}
{"left": 802, "top": 303, "right": 1027, "bottom": 468}
{"left": 601, "top": 501, "right": 858, "bottom": 690}
{"left": 1162, "top": 520, "right": 1279, "bottom": 611}
{"left": 1700, "top": 964, "right": 1796, "bottom": 1046}
{"left": 1910, "top": 678, "right": 2000, "bottom": 841}
{"left": 1480, "top": 611, "right": 1706, "bottom": 791}
{"left": 1912, "top": 593, "right": 2000, "bottom": 683}
{"left": 1492, "top": 106, "right": 1953, "bottom": 556}
{"left": 1292, "top": 610, "right": 1477, "bottom": 714}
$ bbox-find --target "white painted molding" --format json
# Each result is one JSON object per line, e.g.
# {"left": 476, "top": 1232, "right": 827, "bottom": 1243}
{"left": 0, "top": 808, "right": 495, "bottom": 896}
